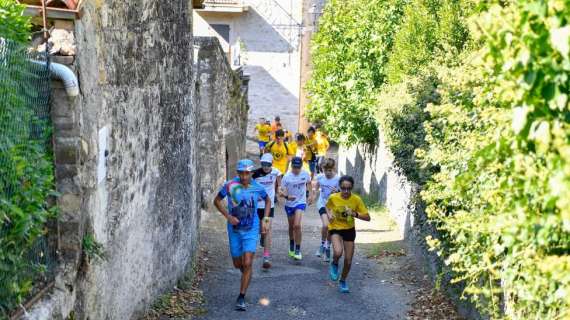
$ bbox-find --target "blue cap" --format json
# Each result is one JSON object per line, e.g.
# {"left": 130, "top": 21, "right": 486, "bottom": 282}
{"left": 237, "top": 159, "right": 255, "bottom": 172}
{"left": 291, "top": 156, "right": 303, "bottom": 168}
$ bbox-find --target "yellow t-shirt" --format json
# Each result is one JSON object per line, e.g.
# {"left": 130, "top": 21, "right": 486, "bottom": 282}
{"left": 265, "top": 141, "right": 292, "bottom": 173}
{"left": 304, "top": 137, "right": 317, "bottom": 161}
{"left": 288, "top": 142, "right": 310, "bottom": 172}
{"left": 316, "top": 132, "right": 330, "bottom": 156}
{"left": 326, "top": 193, "right": 368, "bottom": 231}
{"left": 256, "top": 124, "right": 271, "bottom": 142}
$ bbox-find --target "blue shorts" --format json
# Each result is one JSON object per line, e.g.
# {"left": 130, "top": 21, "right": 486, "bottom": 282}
{"left": 284, "top": 204, "right": 307, "bottom": 217}
{"left": 258, "top": 141, "right": 268, "bottom": 149}
{"left": 308, "top": 160, "right": 317, "bottom": 173}
{"left": 227, "top": 223, "right": 259, "bottom": 258}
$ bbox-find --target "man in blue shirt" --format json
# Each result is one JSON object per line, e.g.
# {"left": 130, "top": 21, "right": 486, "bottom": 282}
{"left": 214, "top": 159, "right": 271, "bottom": 311}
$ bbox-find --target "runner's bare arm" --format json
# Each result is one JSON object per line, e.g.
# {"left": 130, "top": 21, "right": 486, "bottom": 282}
{"left": 264, "top": 196, "right": 271, "bottom": 218}
{"left": 213, "top": 195, "right": 239, "bottom": 225}
{"left": 346, "top": 207, "right": 371, "bottom": 221}
{"left": 307, "top": 181, "right": 315, "bottom": 205}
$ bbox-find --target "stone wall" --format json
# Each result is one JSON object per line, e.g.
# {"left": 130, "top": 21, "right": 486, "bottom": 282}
{"left": 194, "top": 37, "right": 249, "bottom": 209}
{"left": 25, "top": 1, "right": 200, "bottom": 319}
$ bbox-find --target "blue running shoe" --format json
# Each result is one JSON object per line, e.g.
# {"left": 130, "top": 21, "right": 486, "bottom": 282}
{"left": 235, "top": 296, "right": 246, "bottom": 311}
{"left": 329, "top": 263, "right": 339, "bottom": 281}
{"left": 339, "top": 280, "right": 350, "bottom": 293}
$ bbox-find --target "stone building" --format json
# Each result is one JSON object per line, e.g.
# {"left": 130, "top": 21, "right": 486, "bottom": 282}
{"left": 13, "top": 1, "right": 248, "bottom": 319}
{"left": 192, "top": 0, "right": 303, "bottom": 142}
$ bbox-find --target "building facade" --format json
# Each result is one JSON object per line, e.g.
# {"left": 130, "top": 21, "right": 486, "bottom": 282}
{"left": 193, "top": 0, "right": 303, "bottom": 144}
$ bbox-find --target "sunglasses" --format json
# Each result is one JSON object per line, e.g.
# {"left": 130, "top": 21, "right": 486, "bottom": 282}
{"left": 261, "top": 163, "right": 272, "bottom": 167}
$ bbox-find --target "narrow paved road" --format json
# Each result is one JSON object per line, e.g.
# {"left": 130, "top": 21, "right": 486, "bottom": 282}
{"left": 197, "top": 200, "right": 420, "bottom": 320}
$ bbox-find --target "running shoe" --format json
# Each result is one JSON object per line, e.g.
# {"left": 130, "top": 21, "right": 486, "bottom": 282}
{"left": 315, "top": 245, "right": 324, "bottom": 257}
{"left": 262, "top": 256, "right": 272, "bottom": 269}
{"left": 329, "top": 263, "right": 339, "bottom": 281}
{"left": 324, "top": 247, "right": 331, "bottom": 262}
{"left": 339, "top": 280, "right": 350, "bottom": 293}
{"left": 288, "top": 249, "right": 295, "bottom": 258}
{"left": 235, "top": 296, "right": 246, "bottom": 311}
{"left": 294, "top": 250, "right": 303, "bottom": 261}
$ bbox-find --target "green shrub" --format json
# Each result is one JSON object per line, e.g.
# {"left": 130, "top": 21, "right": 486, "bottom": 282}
{"left": 0, "top": 2, "right": 57, "bottom": 315}
{"left": 311, "top": 0, "right": 570, "bottom": 317}
{"left": 0, "top": 0, "right": 31, "bottom": 43}
{"left": 307, "top": 0, "right": 407, "bottom": 145}
{"left": 421, "top": 1, "right": 570, "bottom": 317}
{"left": 386, "top": 0, "right": 473, "bottom": 83}
{"left": 376, "top": 72, "right": 439, "bottom": 183}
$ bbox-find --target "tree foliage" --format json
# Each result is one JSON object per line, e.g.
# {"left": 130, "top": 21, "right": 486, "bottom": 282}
{"left": 0, "top": 0, "right": 31, "bottom": 43}
{"left": 0, "top": 2, "right": 56, "bottom": 315}
{"left": 306, "top": 0, "right": 407, "bottom": 145}
{"left": 310, "top": 0, "right": 570, "bottom": 317}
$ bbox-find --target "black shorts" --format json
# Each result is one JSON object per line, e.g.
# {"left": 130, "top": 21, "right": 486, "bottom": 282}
{"left": 318, "top": 207, "right": 327, "bottom": 215}
{"left": 329, "top": 228, "right": 356, "bottom": 242}
{"left": 257, "top": 207, "right": 275, "bottom": 220}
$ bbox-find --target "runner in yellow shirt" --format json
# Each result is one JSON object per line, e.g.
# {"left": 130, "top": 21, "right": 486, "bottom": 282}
{"left": 289, "top": 134, "right": 311, "bottom": 173}
{"left": 326, "top": 175, "right": 370, "bottom": 293}
{"left": 306, "top": 127, "right": 319, "bottom": 179}
{"left": 254, "top": 118, "right": 271, "bottom": 157}
{"left": 264, "top": 129, "right": 293, "bottom": 174}
{"left": 315, "top": 128, "right": 330, "bottom": 173}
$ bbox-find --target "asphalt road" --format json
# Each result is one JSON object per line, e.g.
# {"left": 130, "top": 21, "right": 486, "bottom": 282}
{"left": 197, "top": 200, "right": 419, "bottom": 320}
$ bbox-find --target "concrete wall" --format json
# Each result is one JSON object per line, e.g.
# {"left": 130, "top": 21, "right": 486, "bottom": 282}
{"left": 338, "top": 135, "right": 418, "bottom": 239}
{"left": 193, "top": 0, "right": 302, "bottom": 147}
{"left": 194, "top": 37, "right": 249, "bottom": 208}
{"left": 337, "top": 135, "right": 483, "bottom": 320}
{"left": 25, "top": 1, "right": 200, "bottom": 319}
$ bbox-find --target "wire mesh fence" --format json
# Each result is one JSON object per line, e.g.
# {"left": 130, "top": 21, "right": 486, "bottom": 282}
{"left": 0, "top": 38, "right": 57, "bottom": 315}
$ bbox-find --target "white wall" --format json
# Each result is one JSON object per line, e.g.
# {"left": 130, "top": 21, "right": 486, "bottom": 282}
{"left": 337, "top": 135, "right": 419, "bottom": 239}
{"left": 193, "top": 0, "right": 302, "bottom": 148}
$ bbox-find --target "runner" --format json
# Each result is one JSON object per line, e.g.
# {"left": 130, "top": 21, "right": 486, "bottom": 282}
{"left": 272, "top": 122, "right": 283, "bottom": 141}
{"left": 264, "top": 129, "right": 292, "bottom": 174}
{"left": 213, "top": 159, "right": 271, "bottom": 311}
{"left": 283, "top": 129, "right": 293, "bottom": 143}
{"left": 279, "top": 157, "right": 313, "bottom": 260}
{"left": 312, "top": 158, "right": 339, "bottom": 262}
{"left": 254, "top": 118, "right": 271, "bottom": 157}
{"left": 315, "top": 127, "right": 330, "bottom": 173}
{"left": 271, "top": 115, "right": 281, "bottom": 135}
{"left": 289, "top": 133, "right": 311, "bottom": 173}
{"left": 253, "top": 153, "right": 282, "bottom": 270}
{"left": 306, "top": 127, "right": 319, "bottom": 179}
{"left": 326, "top": 175, "right": 370, "bottom": 293}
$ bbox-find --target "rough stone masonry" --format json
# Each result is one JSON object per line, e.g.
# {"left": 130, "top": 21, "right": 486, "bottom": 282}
{"left": 21, "top": 1, "right": 250, "bottom": 319}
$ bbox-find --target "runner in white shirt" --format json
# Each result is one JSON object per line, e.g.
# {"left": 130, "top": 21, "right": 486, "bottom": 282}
{"left": 312, "top": 158, "right": 340, "bottom": 261}
{"left": 253, "top": 153, "right": 282, "bottom": 270}
{"left": 278, "top": 156, "right": 313, "bottom": 261}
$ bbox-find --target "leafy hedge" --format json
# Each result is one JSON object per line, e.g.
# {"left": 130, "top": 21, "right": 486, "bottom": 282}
{"left": 306, "top": 0, "right": 407, "bottom": 145}
{"left": 1, "top": 1, "right": 57, "bottom": 315}
{"left": 309, "top": 0, "right": 570, "bottom": 318}
{"left": 0, "top": 0, "right": 32, "bottom": 43}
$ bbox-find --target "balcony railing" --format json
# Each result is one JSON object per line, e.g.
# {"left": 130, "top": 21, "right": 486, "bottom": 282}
{"left": 204, "top": 0, "right": 241, "bottom": 4}
{"left": 196, "top": 0, "right": 248, "bottom": 13}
